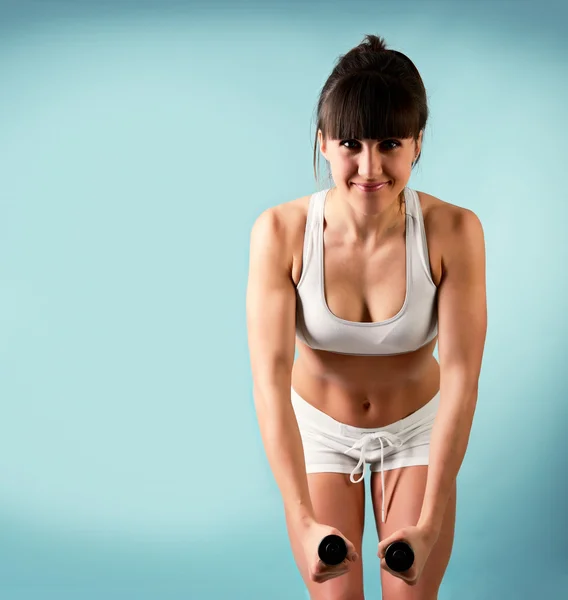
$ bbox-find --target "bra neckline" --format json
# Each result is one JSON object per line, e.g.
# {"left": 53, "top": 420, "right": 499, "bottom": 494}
{"left": 318, "top": 187, "right": 412, "bottom": 327}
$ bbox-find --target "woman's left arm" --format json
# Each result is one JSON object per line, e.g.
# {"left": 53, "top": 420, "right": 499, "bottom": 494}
{"left": 417, "top": 207, "right": 487, "bottom": 541}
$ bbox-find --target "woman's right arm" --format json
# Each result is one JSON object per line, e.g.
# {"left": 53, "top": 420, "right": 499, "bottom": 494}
{"left": 246, "top": 207, "right": 316, "bottom": 531}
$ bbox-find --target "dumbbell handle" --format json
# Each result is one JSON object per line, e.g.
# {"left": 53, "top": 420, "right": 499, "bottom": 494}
{"left": 385, "top": 540, "right": 415, "bottom": 572}
{"left": 317, "top": 534, "right": 347, "bottom": 566}
{"left": 318, "top": 535, "right": 414, "bottom": 572}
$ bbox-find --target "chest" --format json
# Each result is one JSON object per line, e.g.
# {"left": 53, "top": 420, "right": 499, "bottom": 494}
{"left": 292, "top": 202, "right": 443, "bottom": 324}
{"left": 323, "top": 229, "right": 410, "bottom": 323}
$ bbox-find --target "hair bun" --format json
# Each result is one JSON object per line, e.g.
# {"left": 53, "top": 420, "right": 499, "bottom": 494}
{"left": 357, "top": 34, "right": 388, "bottom": 54}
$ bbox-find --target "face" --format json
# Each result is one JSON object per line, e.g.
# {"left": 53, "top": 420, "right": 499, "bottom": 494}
{"left": 318, "top": 130, "right": 422, "bottom": 201}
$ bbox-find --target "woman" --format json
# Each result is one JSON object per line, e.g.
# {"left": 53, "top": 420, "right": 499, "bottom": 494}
{"left": 246, "top": 34, "right": 486, "bottom": 600}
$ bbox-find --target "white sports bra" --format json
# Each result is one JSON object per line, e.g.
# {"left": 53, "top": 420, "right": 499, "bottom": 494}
{"left": 295, "top": 187, "right": 438, "bottom": 356}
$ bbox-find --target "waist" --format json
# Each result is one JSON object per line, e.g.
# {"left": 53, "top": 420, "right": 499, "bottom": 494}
{"left": 291, "top": 342, "right": 440, "bottom": 428}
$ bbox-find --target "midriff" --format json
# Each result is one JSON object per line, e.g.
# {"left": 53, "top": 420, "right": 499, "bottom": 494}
{"left": 291, "top": 336, "right": 439, "bottom": 428}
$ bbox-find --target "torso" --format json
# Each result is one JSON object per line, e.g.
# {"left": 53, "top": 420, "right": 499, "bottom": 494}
{"left": 279, "top": 187, "right": 454, "bottom": 428}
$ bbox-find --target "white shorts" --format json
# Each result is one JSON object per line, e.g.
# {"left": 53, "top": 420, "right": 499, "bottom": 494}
{"left": 290, "top": 386, "right": 440, "bottom": 522}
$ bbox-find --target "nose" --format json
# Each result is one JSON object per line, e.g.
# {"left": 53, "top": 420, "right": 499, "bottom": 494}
{"left": 358, "top": 146, "right": 383, "bottom": 179}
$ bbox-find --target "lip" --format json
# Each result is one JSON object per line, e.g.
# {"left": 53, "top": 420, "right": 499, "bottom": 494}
{"left": 353, "top": 181, "right": 389, "bottom": 191}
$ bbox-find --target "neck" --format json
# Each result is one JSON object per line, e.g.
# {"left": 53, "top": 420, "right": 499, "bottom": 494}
{"left": 327, "top": 186, "right": 405, "bottom": 243}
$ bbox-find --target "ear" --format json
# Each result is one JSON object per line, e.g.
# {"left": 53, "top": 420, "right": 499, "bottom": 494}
{"left": 414, "top": 130, "right": 423, "bottom": 160}
{"left": 318, "top": 129, "right": 329, "bottom": 161}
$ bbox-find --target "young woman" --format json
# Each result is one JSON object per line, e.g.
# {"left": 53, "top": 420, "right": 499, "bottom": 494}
{"left": 246, "top": 34, "right": 487, "bottom": 600}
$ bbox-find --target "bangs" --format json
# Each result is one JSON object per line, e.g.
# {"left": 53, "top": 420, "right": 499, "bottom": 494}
{"left": 320, "top": 72, "right": 421, "bottom": 141}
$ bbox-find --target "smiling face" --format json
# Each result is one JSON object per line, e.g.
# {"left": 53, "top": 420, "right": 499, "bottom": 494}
{"left": 318, "top": 130, "right": 422, "bottom": 203}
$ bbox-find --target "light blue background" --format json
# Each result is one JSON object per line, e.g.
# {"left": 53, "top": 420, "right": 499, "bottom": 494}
{"left": 1, "top": 0, "right": 567, "bottom": 598}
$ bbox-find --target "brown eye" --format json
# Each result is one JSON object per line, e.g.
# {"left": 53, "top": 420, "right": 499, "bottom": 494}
{"left": 340, "top": 139, "right": 401, "bottom": 151}
{"left": 381, "top": 140, "right": 401, "bottom": 150}
{"left": 339, "top": 140, "right": 360, "bottom": 149}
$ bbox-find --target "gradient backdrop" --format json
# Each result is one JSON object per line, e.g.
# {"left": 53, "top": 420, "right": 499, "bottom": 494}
{"left": 1, "top": 0, "right": 567, "bottom": 598}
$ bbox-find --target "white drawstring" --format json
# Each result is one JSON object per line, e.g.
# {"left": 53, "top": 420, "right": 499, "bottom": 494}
{"left": 344, "top": 431, "right": 404, "bottom": 522}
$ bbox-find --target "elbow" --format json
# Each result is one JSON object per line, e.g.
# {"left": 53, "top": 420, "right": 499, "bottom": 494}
{"left": 440, "top": 360, "right": 481, "bottom": 388}
{"left": 252, "top": 360, "right": 293, "bottom": 399}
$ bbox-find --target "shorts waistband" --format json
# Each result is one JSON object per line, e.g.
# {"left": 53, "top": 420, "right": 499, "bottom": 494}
{"left": 290, "top": 386, "right": 440, "bottom": 438}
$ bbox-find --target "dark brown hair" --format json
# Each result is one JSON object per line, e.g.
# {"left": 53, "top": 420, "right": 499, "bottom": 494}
{"left": 313, "top": 34, "right": 429, "bottom": 192}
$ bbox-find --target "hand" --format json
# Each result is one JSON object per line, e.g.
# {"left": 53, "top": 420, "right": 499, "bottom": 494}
{"left": 377, "top": 525, "right": 439, "bottom": 586}
{"left": 299, "top": 521, "right": 359, "bottom": 584}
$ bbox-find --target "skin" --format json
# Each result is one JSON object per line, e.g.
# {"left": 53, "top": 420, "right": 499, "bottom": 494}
{"left": 317, "top": 130, "right": 423, "bottom": 242}
{"left": 247, "top": 127, "right": 487, "bottom": 599}
{"left": 292, "top": 129, "right": 441, "bottom": 432}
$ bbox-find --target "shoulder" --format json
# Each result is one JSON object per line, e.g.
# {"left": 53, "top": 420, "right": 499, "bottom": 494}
{"left": 249, "top": 192, "right": 313, "bottom": 266}
{"left": 251, "top": 193, "right": 311, "bottom": 234}
{"left": 416, "top": 190, "right": 485, "bottom": 270}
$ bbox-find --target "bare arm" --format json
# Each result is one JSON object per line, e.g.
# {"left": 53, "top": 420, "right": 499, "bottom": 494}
{"left": 417, "top": 208, "right": 487, "bottom": 537}
{"left": 246, "top": 207, "right": 315, "bottom": 529}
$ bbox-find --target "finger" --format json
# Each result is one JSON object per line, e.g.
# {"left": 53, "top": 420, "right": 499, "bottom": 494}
{"left": 381, "top": 564, "right": 414, "bottom": 586}
{"left": 380, "top": 558, "right": 402, "bottom": 580}
{"left": 319, "top": 567, "right": 348, "bottom": 583}
{"left": 316, "top": 558, "right": 350, "bottom": 576}
{"left": 378, "top": 540, "right": 391, "bottom": 558}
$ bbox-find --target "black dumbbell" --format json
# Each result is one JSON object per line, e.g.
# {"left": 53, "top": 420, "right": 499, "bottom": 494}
{"left": 318, "top": 535, "right": 414, "bottom": 572}
{"left": 318, "top": 534, "right": 347, "bottom": 566}
{"left": 385, "top": 540, "right": 414, "bottom": 572}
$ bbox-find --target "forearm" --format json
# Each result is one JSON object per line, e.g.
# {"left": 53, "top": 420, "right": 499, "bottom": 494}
{"left": 417, "top": 374, "right": 479, "bottom": 537}
{"left": 253, "top": 382, "right": 316, "bottom": 529}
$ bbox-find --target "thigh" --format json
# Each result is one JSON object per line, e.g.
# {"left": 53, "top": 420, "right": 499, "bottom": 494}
{"left": 285, "top": 472, "right": 366, "bottom": 600}
{"left": 371, "top": 466, "right": 456, "bottom": 600}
